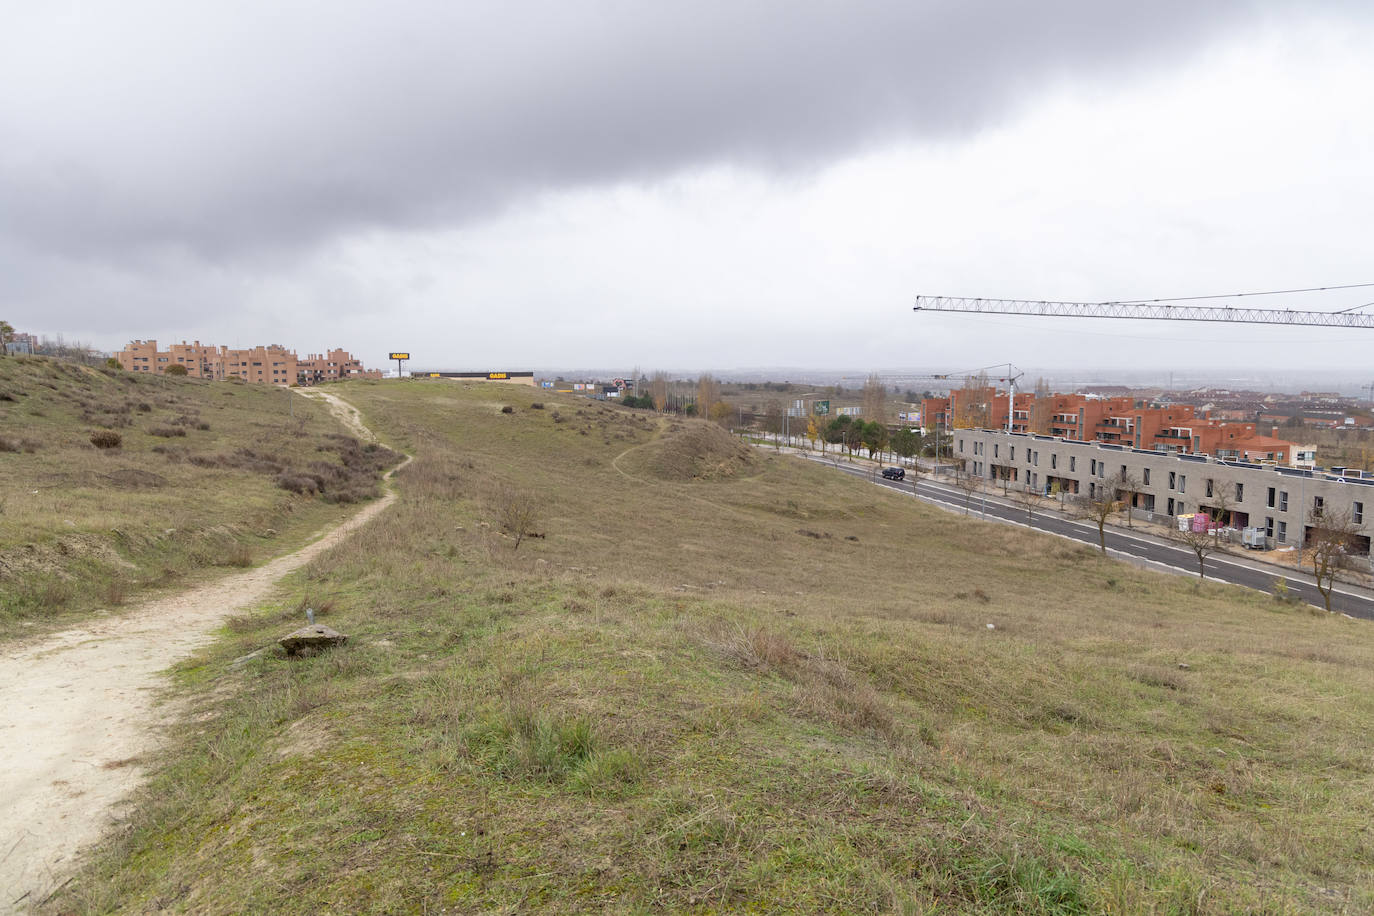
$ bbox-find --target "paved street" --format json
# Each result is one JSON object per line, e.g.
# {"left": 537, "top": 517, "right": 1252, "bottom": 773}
{"left": 802, "top": 453, "right": 1374, "bottom": 621}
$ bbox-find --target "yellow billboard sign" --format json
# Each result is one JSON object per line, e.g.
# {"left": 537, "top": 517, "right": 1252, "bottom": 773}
{"left": 388, "top": 352, "right": 410, "bottom": 360}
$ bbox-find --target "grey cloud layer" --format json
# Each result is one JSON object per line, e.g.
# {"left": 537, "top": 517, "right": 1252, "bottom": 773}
{"left": 2, "top": 0, "right": 1312, "bottom": 264}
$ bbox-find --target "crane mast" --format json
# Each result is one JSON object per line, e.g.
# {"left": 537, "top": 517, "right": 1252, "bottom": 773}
{"left": 913, "top": 295, "right": 1374, "bottom": 328}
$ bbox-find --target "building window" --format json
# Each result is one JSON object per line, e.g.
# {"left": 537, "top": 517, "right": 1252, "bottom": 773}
{"left": 1051, "top": 454, "right": 1057, "bottom": 469}
{"left": 1031, "top": 451, "right": 1037, "bottom": 466}
{"left": 1355, "top": 502, "right": 1364, "bottom": 524}
{"left": 1179, "top": 474, "right": 1186, "bottom": 493}
{"left": 1143, "top": 468, "right": 1151, "bottom": 485}
{"left": 1010, "top": 447, "right": 1015, "bottom": 461}
{"left": 1090, "top": 459, "right": 1097, "bottom": 475}
{"left": 1313, "top": 496, "right": 1324, "bottom": 518}
{"left": 958, "top": 438, "right": 964, "bottom": 452}
{"left": 1169, "top": 471, "right": 1176, "bottom": 490}
{"left": 1265, "top": 516, "right": 1274, "bottom": 538}
{"left": 1268, "top": 487, "right": 1276, "bottom": 508}
{"left": 1069, "top": 456, "right": 1076, "bottom": 472}
{"left": 1205, "top": 479, "right": 1214, "bottom": 498}
{"left": 1278, "top": 520, "right": 1287, "bottom": 543}
{"left": 1279, "top": 491, "right": 1288, "bottom": 511}
{"left": 993, "top": 444, "right": 999, "bottom": 458}
{"left": 1235, "top": 483, "right": 1243, "bottom": 502}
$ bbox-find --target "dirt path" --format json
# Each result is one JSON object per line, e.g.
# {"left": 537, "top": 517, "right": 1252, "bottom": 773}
{"left": 299, "top": 387, "right": 376, "bottom": 442}
{"left": 0, "top": 394, "right": 401, "bottom": 912}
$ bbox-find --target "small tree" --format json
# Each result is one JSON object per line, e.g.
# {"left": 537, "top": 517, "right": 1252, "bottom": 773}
{"left": 1011, "top": 484, "right": 1047, "bottom": 522}
{"left": 493, "top": 486, "right": 540, "bottom": 551}
{"left": 1116, "top": 471, "right": 1141, "bottom": 529}
{"left": 0, "top": 320, "right": 13, "bottom": 356}
{"left": 165, "top": 363, "right": 188, "bottom": 376}
{"left": 1173, "top": 521, "right": 1218, "bottom": 579}
{"left": 953, "top": 463, "right": 981, "bottom": 515}
{"left": 1308, "top": 509, "right": 1359, "bottom": 612}
{"left": 1080, "top": 475, "right": 1124, "bottom": 555}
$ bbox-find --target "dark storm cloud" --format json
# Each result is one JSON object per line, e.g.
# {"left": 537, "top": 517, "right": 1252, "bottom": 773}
{"left": 1, "top": 0, "right": 1329, "bottom": 267}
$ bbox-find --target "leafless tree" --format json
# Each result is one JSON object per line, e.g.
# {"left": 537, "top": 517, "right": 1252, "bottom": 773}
{"left": 1028, "top": 377, "right": 1053, "bottom": 434}
{"left": 1308, "top": 509, "right": 1360, "bottom": 612}
{"left": 696, "top": 373, "right": 720, "bottom": 419}
{"left": 954, "top": 372, "right": 993, "bottom": 429}
{"left": 1172, "top": 522, "right": 1219, "bottom": 579}
{"left": 953, "top": 462, "right": 981, "bottom": 515}
{"left": 1116, "top": 471, "right": 1142, "bottom": 529}
{"left": 650, "top": 371, "right": 669, "bottom": 412}
{"left": 1079, "top": 474, "right": 1125, "bottom": 555}
{"left": 492, "top": 486, "right": 541, "bottom": 551}
{"left": 862, "top": 373, "right": 888, "bottom": 425}
{"left": 1011, "top": 484, "right": 1047, "bottom": 522}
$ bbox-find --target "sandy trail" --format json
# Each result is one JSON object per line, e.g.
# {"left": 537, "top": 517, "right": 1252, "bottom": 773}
{"left": 0, "top": 391, "right": 399, "bottom": 912}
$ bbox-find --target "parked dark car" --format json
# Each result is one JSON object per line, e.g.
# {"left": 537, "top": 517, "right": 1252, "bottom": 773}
{"left": 881, "top": 467, "right": 905, "bottom": 480}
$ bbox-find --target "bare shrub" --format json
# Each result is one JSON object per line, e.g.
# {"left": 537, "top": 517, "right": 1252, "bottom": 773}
{"left": 501, "top": 405, "right": 514, "bottom": 414}
{"left": 529, "top": 402, "right": 545, "bottom": 410}
{"left": 148, "top": 426, "right": 186, "bottom": 438}
{"left": 491, "top": 486, "right": 541, "bottom": 550}
{"left": 90, "top": 430, "right": 122, "bottom": 449}
{"left": 707, "top": 622, "right": 798, "bottom": 670}
{"left": 217, "top": 543, "right": 254, "bottom": 568}
{"left": 275, "top": 473, "right": 319, "bottom": 496}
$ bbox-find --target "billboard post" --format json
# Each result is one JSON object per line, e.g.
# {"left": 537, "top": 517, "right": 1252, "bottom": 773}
{"left": 388, "top": 352, "right": 410, "bottom": 378}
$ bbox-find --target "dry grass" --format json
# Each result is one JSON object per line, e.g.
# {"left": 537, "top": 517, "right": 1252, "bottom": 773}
{"left": 50, "top": 380, "right": 1374, "bottom": 914}
{"left": 0, "top": 357, "right": 397, "bottom": 634}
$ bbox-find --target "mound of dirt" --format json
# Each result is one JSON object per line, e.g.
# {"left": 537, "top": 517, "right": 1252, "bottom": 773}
{"left": 637, "top": 421, "right": 758, "bottom": 481}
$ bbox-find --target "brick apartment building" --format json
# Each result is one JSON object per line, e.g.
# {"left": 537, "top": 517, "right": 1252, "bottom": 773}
{"left": 117, "top": 340, "right": 381, "bottom": 385}
{"left": 923, "top": 391, "right": 1296, "bottom": 464}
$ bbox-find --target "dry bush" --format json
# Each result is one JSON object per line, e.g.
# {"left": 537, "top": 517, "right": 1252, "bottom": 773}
{"left": 490, "top": 485, "right": 541, "bottom": 550}
{"left": 148, "top": 426, "right": 186, "bottom": 438}
{"left": 707, "top": 621, "right": 799, "bottom": 670}
{"left": 89, "top": 429, "right": 122, "bottom": 449}
{"left": 0, "top": 436, "right": 39, "bottom": 453}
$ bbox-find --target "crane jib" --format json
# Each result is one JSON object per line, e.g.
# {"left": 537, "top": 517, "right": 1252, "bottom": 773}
{"left": 912, "top": 295, "right": 1374, "bottom": 328}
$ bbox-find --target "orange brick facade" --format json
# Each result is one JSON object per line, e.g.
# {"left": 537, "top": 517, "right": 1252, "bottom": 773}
{"left": 922, "top": 391, "right": 1294, "bottom": 464}
{"left": 117, "top": 340, "right": 381, "bottom": 385}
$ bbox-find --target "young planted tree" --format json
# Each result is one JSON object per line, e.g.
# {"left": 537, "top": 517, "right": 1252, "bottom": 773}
{"left": 1117, "top": 471, "right": 1142, "bottom": 529}
{"left": 953, "top": 462, "right": 981, "bottom": 515}
{"left": 1011, "top": 484, "right": 1047, "bottom": 522}
{"left": 1173, "top": 522, "right": 1219, "bottom": 579}
{"left": 1080, "top": 475, "right": 1125, "bottom": 555}
{"left": 1308, "top": 509, "right": 1359, "bottom": 612}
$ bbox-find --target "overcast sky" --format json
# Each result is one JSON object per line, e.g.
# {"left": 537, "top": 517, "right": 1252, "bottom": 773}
{"left": 3, "top": 1, "right": 1373, "bottom": 383}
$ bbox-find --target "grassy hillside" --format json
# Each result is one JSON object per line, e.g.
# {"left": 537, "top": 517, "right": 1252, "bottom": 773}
{"left": 0, "top": 357, "right": 399, "bottom": 636}
{"left": 55, "top": 380, "right": 1374, "bottom": 913}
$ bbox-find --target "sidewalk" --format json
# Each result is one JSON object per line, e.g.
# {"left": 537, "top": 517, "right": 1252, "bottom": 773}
{"left": 772, "top": 441, "right": 1374, "bottom": 599}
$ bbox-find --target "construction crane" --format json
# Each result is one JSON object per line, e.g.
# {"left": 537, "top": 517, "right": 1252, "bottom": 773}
{"left": 912, "top": 295, "right": 1374, "bottom": 328}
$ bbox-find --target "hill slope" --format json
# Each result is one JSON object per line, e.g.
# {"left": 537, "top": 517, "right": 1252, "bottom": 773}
{"left": 53, "top": 381, "right": 1374, "bottom": 914}
{"left": 0, "top": 356, "right": 398, "bottom": 635}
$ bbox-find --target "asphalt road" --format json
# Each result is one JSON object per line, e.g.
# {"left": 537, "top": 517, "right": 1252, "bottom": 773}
{"left": 806, "top": 455, "right": 1374, "bottom": 621}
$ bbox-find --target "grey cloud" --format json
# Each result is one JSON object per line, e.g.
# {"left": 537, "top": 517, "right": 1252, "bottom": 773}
{"left": 0, "top": 0, "right": 1338, "bottom": 266}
